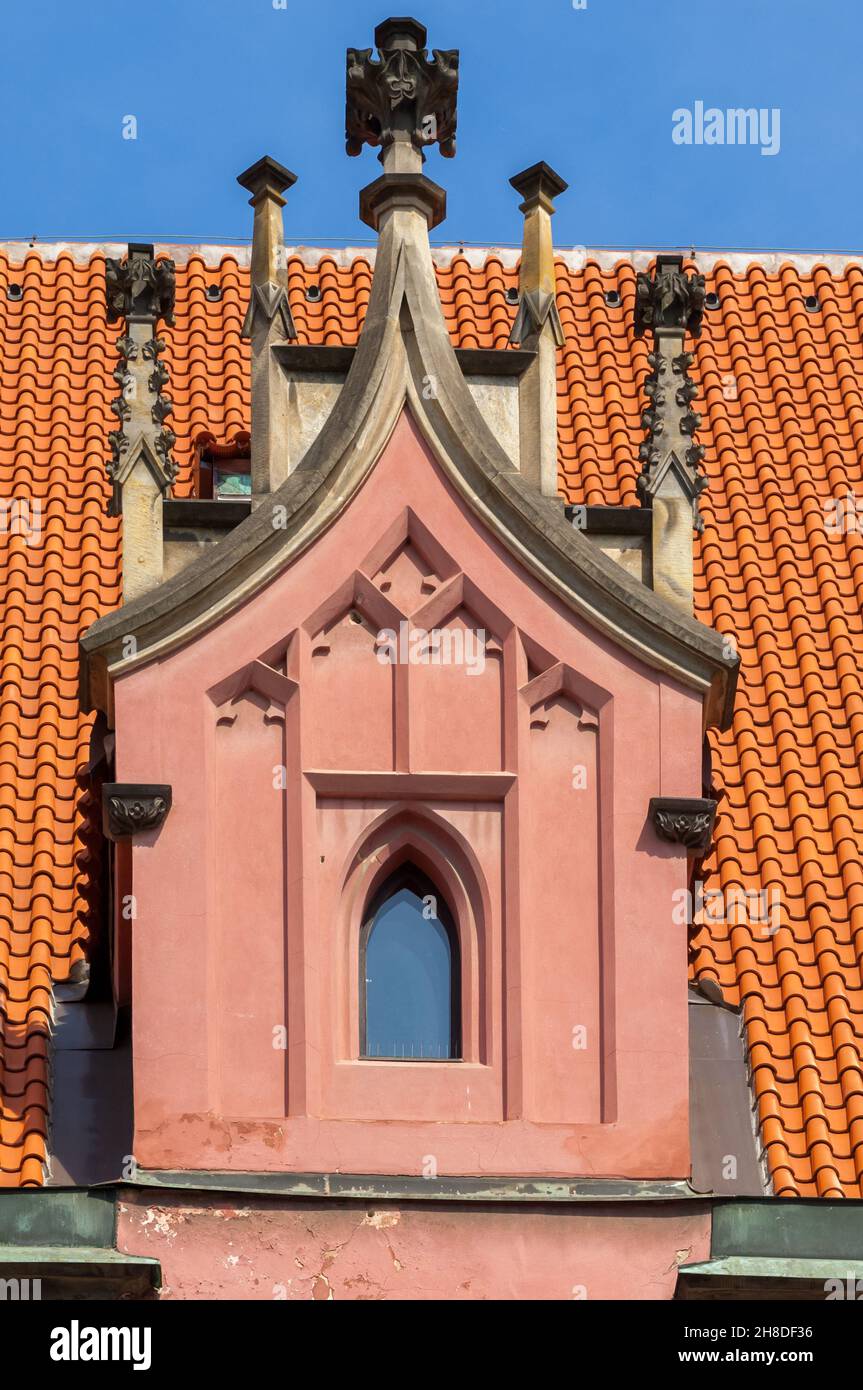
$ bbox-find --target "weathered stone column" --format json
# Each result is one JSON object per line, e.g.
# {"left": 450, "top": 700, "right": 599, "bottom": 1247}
{"left": 105, "top": 244, "right": 177, "bottom": 602}
{"left": 634, "top": 254, "right": 707, "bottom": 613}
{"left": 236, "top": 155, "right": 298, "bottom": 500}
{"left": 508, "top": 162, "right": 567, "bottom": 498}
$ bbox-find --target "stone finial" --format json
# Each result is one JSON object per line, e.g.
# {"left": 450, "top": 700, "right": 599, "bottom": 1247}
{"left": 347, "top": 18, "right": 456, "bottom": 231}
{"left": 104, "top": 245, "right": 178, "bottom": 600}
{"left": 508, "top": 161, "right": 567, "bottom": 499}
{"left": 237, "top": 155, "right": 298, "bottom": 340}
{"left": 634, "top": 255, "right": 707, "bottom": 523}
{"left": 106, "top": 242, "right": 175, "bottom": 326}
{"left": 236, "top": 157, "right": 299, "bottom": 498}
{"left": 634, "top": 254, "right": 707, "bottom": 612}
{"left": 635, "top": 253, "right": 705, "bottom": 339}
{"left": 346, "top": 16, "right": 459, "bottom": 168}
{"left": 508, "top": 162, "right": 567, "bottom": 349}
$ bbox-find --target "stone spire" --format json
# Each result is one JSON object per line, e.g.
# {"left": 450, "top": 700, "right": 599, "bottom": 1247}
{"left": 634, "top": 254, "right": 707, "bottom": 612}
{"left": 508, "top": 162, "right": 567, "bottom": 349}
{"left": 236, "top": 155, "right": 298, "bottom": 498}
{"left": 104, "top": 243, "right": 177, "bottom": 601}
{"left": 347, "top": 16, "right": 457, "bottom": 229}
{"left": 237, "top": 155, "right": 297, "bottom": 340}
{"left": 508, "top": 162, "right": 567, "bottom": 497}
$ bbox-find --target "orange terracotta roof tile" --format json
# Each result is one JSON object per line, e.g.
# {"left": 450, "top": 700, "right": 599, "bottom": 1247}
{"left": 2, "top": 244, "right": 863, "bottom": 1196}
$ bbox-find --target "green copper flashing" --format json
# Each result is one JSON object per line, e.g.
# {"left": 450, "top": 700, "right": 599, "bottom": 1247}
{"left": 711, "top": 1197, "right": 863, "bottom": 1261}
{"left": 0, "top": 1188, "right": 115, "bottom": 1247}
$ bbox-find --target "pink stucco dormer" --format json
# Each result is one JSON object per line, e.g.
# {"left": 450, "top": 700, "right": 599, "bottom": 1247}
{"left": 81, "top": 146, "right": 734, "bottom": 1187}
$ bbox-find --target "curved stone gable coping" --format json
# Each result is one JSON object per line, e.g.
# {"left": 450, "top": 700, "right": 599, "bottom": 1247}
{"left": 80, "top": 207, "right": 737, "bottom": 730}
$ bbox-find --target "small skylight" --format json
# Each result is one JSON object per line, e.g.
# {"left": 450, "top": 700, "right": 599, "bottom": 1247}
{"left": 804, "top": 294, "right": 819, "bottom": 313}
{"left": 205, "top": 285, "right": 222, "bottom": 302}
{"left": 505, "top": 287, "right": 519, "bottom": 306}
{"left": 6, "top": 283, "right": 23, "bottom": 302}
{"left": 705, "top": 292, "right": 720, "bottom": 311}
{"left": 305, "top": 284, "right": 322, "bottom": 302}
{"left": 604, "top": 289, "right": 621, "bottom": 308}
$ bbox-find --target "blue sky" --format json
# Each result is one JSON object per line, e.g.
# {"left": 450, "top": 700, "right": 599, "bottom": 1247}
{"left": 1, "top": 0, "right": 859, "bottom": 251}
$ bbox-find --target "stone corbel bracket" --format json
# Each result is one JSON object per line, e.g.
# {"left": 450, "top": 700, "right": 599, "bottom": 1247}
{"left": 103, "top": 783, "right": 172, "bottom": 840}
{"left": 649, "top": 796, "right": 717, "bottom": 853}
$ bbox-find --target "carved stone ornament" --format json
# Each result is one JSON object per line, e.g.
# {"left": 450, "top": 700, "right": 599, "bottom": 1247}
{"left": 634, "top": 256, "right": 708, "bottom": 529}
{"left": 634, "top": 257, "right": 706, "bottom": 340}
{"left": 114, "top": 333, "right": 138, "bottom": 361}
{"left": 649, "top": 797, "right": 717, "bottom": 853}
{"left": 508, "top": 287, "right": 564, "bottom": 349}
{"left": 241, "top": 281, "right": 296, "bottom": 340}
{"left": 106, "top": 328, "right": 178, "bottom": 488}
{"left": 155, "top": 427, "right": 179, "bottom": 481}
{"left": 106, "top": 430, "right": 129, "bottom": 477}
{"left": 103, "top": 783, "right": 172, "bottom": 840}
{"left": 105, "top": 244, "right": 176, "bottom": 326}
{"left": 346, "top": 19, "right": 459, "bottom": 158}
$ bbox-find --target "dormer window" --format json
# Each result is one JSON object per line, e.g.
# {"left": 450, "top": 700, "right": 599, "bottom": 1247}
{"left": 194, "top": 432, "right": 252, "bottom": 500}
{"left": 360, "top": 866, "right": 461, "bottom": 1061}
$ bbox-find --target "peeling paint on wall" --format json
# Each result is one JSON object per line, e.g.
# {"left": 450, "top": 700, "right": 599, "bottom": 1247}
{"left": 117, "top": 1190, "right": 711, "bottom": 1301}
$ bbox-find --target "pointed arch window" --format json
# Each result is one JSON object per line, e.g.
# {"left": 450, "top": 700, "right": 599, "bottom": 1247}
{"left": 360, "top": 866, "right": 461, "bottom": 1061}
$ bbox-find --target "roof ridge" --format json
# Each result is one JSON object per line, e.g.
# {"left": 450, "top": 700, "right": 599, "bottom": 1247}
{"left": 1, "top": 243, "right": 862, "bottom": 278}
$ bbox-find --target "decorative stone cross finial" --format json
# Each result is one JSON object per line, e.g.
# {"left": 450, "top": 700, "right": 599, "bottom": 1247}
{"left": 347, "top": 17, "right": 457, "bottom": 232}
{"left": 634, "top": 255, "right": 706, "bottom": 340}
{"left": 346, "top": 16, "right": 459, "bottom": 171}
{"left": 106, "top": 242, "right": 176, "bottom": 327}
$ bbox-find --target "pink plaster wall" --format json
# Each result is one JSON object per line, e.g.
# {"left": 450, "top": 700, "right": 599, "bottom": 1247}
{"left": 117, "top": 1190, "right": 712, "bottom": 1301}
{"left": 114, "top": 409, "right": 704, "bottom": 1181}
